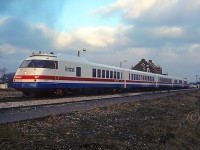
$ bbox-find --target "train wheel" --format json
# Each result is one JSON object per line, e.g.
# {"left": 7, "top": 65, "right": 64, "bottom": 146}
{"left": 22, "top": 91, "right": 38, "bottom": 97}
{"left": 56, "top": 89, "right": 64, "bottom": 96}
{"left": 22, "top": 92, "right": 31, "bottom": 97}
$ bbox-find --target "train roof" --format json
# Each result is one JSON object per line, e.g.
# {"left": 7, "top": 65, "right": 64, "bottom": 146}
{"left": 26, "top": 52, "right": 88, "bottom": 63}
{"left": 27, "top": 52, "right": 187, "bottom": 81}
{"left": 57, "top": 54, "right": 88, "bottom": 63}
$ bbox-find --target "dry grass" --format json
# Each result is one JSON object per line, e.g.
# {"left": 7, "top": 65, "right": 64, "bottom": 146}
{"left": 0, "top": 90, "right": 200, "bottom": 149}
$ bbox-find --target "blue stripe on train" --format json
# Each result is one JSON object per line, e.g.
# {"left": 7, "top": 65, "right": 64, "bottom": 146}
{"left": 13, "top": 82, "right": 159, "bottom": 89}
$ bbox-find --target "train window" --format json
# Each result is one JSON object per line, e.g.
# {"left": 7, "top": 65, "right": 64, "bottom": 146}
{"left": 19, "top": 60, "right": 58, "bottom": 69}
{"left": 106, "top": 70, "right": 109, "bottom": 78}
{"left": 131, "top": 74, "right": 133, "bottom": 80}
{"left": 102, "top": 70, "right": 105, "bottom": 78}
{"left": 110, "top": 71, "right": 113, "bottom": 78}
{"left": 92, "top": 69, "right": 96, "bottom": 77}
{"left": 117, "top": 72, "right": 120, "bottom": 79}
{"left": 76, "top": 67, "right": 81, "bottom": 77}
{"left": 97, "top": 69, "right": 101, "bottom": 78}
{"left": 160, "top": 77, "right": 172, "bottom": 83}
{"left": 114, "top": 71, "right": 116, "bottom": 79}
{"left": 121, "top": 72, "right": 122, "bottom": 79}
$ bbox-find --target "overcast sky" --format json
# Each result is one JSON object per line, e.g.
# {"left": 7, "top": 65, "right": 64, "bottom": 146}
{"left": 0, "top": 0, "right": 200, "bottom": 82}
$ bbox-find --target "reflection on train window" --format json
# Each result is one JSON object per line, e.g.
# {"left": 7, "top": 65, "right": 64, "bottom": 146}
{"left": 19, "top": 60, "right": 58, "bottom": 69}
{"left": 106, "top": 70, "right": 109, "bottom": 78}
{"left": 92, "top": 69, "right": 96, "bottom": 77}
{"left": 159, "top": 77, "right": 172, "bottom": 83}
{"left": 135, "top": 74, "right": 138, "bottom": 80}
{"left": 117, "top": 72, "right": 120, "bottom": 79}
{"left": 114, "top": 71, "right": 116, "bottom": 79}
{"left": 76, "top": 67, "right": 81, "bottom": 77}
{"left": 102, "top": 70, "right": 105, "bottom": 78}
{"left": 97, "top": 69, "right": 101, "bottom": 78}
{"left": 110, "top": 71, "right": 113, "bottom": 78}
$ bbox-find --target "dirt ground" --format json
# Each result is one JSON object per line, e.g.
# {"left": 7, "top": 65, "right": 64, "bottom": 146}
{"left": 0, "top": 89, "right": 200, "bottom": 150}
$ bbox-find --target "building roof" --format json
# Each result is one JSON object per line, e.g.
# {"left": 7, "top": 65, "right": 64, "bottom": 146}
{"left": 131, "top": 59, "right": 162, "bottom": 74}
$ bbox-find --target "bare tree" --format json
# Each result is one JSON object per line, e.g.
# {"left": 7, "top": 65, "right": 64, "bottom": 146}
{"left": 0, "top": 67, "right": 7, "bottom": 79}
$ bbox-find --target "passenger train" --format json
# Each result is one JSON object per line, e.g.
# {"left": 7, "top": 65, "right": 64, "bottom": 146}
{"left": 13, "top": 52, "right": 188, "bottom": 96}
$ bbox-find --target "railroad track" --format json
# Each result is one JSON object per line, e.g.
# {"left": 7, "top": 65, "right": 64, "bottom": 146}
{"left": 0, "top": 88, "right": 197, "bottom": 124}
{"left": 0, "top": 90, "right": 118, "bottom": 102}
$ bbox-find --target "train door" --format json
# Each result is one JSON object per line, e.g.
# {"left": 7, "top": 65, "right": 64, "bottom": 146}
{"left": 155, "top": 74, "right": 159, "bottom": 88}
{"left": 48, "top": 61, "right": 59, "bottom": 88}
{"left": 122, "top": 70, "right": 127, "bottom": 89}
{"left": 44, "top": 60, "right": 59, "bottom": 90}
{"left": 54, "top": 61, "right": 59, "bottom": 83}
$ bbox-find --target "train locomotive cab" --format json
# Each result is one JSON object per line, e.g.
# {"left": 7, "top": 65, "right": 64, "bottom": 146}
{"left": 13, "top": 52, "right": 58, "bottom": 96}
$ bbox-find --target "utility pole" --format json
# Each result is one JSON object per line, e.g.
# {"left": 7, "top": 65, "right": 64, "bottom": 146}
{"left": 0, "top": 67, "right": 6, "bottom": 78}
{"left": 196, "top": 75, "right": 199, "bottom": 83}
{"left": 77, "top": 48, "right": 86, "bottom": 57}
{"left": 120, "top": 60, "right": 127, "bottom": 68}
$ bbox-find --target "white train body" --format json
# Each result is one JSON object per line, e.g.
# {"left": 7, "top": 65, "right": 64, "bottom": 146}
{"left": 13, "top": 52, "right": 188, "bottom": 95}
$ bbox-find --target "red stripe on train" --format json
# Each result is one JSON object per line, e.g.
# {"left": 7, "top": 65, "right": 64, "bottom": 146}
{"left": 14, "top": 75, "right": 157, "bottom": 84}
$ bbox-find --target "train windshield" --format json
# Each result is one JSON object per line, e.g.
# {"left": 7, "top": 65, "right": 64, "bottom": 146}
{"left": 19, "top": 60, "right": 58, "bottom": 69}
